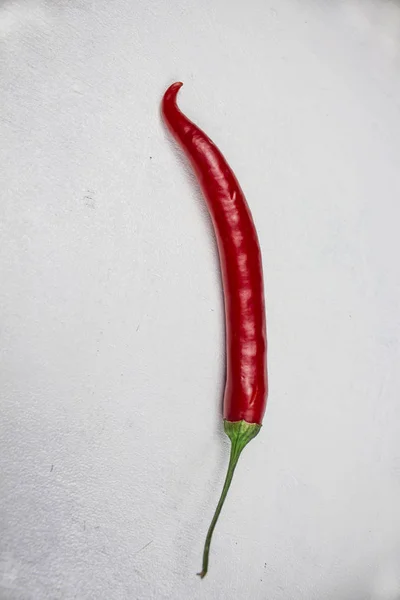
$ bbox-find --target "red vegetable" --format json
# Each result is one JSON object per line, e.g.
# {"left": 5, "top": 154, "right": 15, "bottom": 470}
{"left": 162, "top": 82, "right": 268, "bottom": 578}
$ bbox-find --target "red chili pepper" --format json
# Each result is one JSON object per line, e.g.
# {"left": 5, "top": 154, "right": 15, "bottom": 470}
{"left": 162, "top": 82, "right": 268, "bottom": 578}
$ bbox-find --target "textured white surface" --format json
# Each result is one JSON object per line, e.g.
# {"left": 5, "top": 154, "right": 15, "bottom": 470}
{"left": 1, "top": 0, "right": 400, "bottom": 598}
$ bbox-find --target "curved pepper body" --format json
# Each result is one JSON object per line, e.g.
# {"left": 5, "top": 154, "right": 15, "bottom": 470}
{"left": 162, "top": 82, "right": 268, "bottom": 425}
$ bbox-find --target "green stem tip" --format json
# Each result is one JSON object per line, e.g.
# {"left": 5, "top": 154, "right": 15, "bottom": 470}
{"left": 197, "top": 419, "right": 261, "bottom": 579}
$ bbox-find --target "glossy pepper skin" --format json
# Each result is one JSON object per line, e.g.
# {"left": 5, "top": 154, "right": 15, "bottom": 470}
{"left": 161, "top": 82, "right": 268, "bottom": 577}
{"left": 162, "top": 82, "right": 268, "bottom": 424}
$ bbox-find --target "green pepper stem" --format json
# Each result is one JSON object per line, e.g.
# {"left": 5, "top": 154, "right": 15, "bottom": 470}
{"left": 197, "top": 419, "right": 261, "bottom": 579}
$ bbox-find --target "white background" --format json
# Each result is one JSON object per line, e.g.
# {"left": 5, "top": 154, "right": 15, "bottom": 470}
{"left": 1, "top": 0, "right": 400, "bottom": 598}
